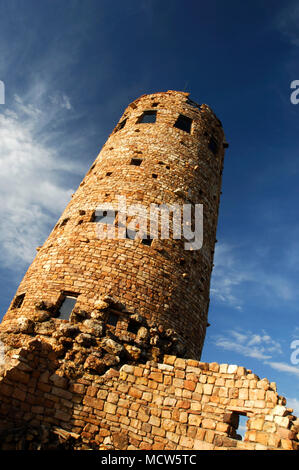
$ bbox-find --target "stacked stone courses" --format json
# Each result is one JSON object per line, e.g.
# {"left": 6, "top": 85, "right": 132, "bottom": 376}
{"left": 0, "top": 341, "right": 298, "bottom": 450}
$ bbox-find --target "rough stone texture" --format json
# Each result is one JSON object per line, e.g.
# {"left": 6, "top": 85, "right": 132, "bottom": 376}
{"left": 0, "top": 91, "right": 297, "bottom": 451}
{"left": 2, "top": 90, "right": 226, "bottom": 359}
{"left": 0, "top": 340, "right": 298, "bottom": 450}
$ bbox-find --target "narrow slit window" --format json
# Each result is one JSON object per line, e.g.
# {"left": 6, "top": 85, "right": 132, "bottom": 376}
{"left": 60, "top": 218, "right": 70, "bottom": 227}
{"left": 137, "top": 110, "right": 157, "bottom": 124}
{"left": 208, "top": 136, "right": 219, "bottom": 155}
{"left": 58, "top": 294, "right": 78, "bottom": 320}
{"left": 174, "top": 114, "right": 192, "bottom": 133}
{"left": 106, "top": 172, "right": 112, "bottom": 177}
{"left": 115, "top": 118, "right": 127, "bottom": 132}
{"left": 87, "top": 163, "right": 96, "bottom": 175}
{"left": 130, "top": 158, "right": 142, "bottom": 166}
{"left": 12, "top": 293, "right": 25, "bottom": 309}
{"left": 237, "top": 415, "right": 249, "bottom": 441}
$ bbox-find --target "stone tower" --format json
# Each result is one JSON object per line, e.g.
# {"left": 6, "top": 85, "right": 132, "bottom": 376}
{"left": 1, "top": 92, "right": 298, "bottom": 452}
{"left": 3, "top": 90, "right": 227, "bottom": 359}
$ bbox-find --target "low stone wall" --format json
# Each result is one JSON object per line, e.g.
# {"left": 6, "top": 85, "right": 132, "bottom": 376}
{"left": 0, "top": 339, "right": 298, "bottom": 450}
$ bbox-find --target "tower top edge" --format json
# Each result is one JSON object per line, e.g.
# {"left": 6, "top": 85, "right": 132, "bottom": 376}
{"left": 127, "top": 90, "right": 191, "bottom": 107}
{"left": 123, "top": 91, "right": 223, "bottom": 130}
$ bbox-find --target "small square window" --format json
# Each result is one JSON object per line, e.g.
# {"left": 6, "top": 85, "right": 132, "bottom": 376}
{"left": 137, "top": 110, "right": 157, "bottom": 124}
{"left": 152, "top": 174, "right": 158, "bottom": 179}
{"left": 107, "top": 312, "right": 119, "bottom": 327}
{"left": 58, "top": 294, "right": 78, "bottom": 320}
{"left": 174, "top": 114, "right": 192, "bottom": 133}
{"left": 130, "top": 158, "right": 142, "bottom": 166}
{"left": 127, "top": 319, "right": 139, "bottom": 334}
{"left": 141, "top": 236, "right": 153, "bottom": 246}
{"left": 12, "top": 293, "right": 25, "bottom": 309}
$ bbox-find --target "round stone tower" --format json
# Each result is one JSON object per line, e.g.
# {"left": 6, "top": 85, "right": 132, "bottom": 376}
{"left": 2, "top": 90, "right": 227, "bottom": 359}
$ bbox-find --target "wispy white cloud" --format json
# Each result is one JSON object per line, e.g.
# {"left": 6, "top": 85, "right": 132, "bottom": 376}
{"left": 0, "top": 88, "right": 83, "bottom": 268}
{"left": 213, "top": 328, "right": 299, "bottom": 381}
{"left": 213, "top": 329, "right": 283, "bottom": 361}
{"left": 211, "top": 242, "right": 299, "bottom": 310}
{"left": 275, "top": 2, "right": 299, "bottom": 47}
{"left": 265, "top": 361, "right": 299, "bottom": 378}
{"left": 292, "top": 327, "right": 299, "bottom": 339}
{"left": 210, "top": 243, "right": 249, "bottom": 310}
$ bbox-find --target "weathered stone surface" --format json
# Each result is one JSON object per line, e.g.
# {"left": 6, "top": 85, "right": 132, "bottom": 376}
{"left": 101, "top": 338, "right": 125, "bottom": 355}
{"left": 83, "top": 319, "right": 104, "bottom": 337}
{"left": 0, "top": 344, "right": 298, "bottom": 451}
{"left": 0, "top": 91, "right": 297, "bottom": 452}
{"left": 83, "top": 355, "right": 106, "bottom": 374}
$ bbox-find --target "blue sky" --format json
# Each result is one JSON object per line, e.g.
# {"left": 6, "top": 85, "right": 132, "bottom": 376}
{"left": 0, "top": 0, "right": 299, "bottom": 418}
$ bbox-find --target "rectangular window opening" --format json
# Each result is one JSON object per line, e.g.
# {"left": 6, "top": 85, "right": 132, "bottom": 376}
{"left": 107, "top": 312, "right": 119, "bottom": 327}
{"left": 12, "top": 293, "right": 25, "bottom": 309}
{"left": 127, "top": 319, "right": 140, "bottom": 334}
{"left": 58, "top": 294, "right": 78, "bottom": 320}
{"left": 174, "top": 114, "right": 192, "bottom": 133}
{"left": 137, "top": 110, "right": 157, "bottom": 124}
{"left": 130, "top": 158, "right": 142, "bottom": 166}
{"left": 227, "top": 412, "right": 249, "bottom": 441}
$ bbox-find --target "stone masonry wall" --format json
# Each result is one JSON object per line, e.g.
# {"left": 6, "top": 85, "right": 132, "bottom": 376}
{"left": 0, "top": 339, "right": 298, "bottom": 450}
